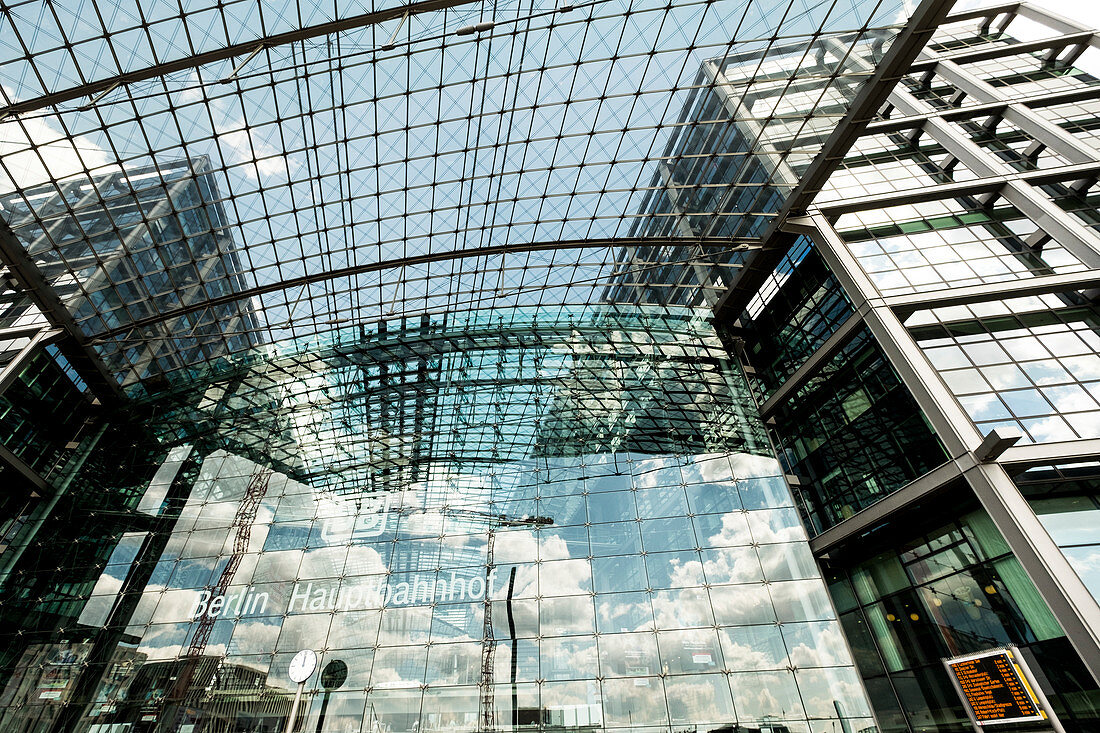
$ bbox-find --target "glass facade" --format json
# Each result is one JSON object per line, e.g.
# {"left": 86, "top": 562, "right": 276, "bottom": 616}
{"left": 1015, "top": 463, "right": 1100, "bottom": 604}
{"left": 0, "top": 309, "right": 874, "bottom": 733}
{"left": 2, "top": 2, "right": 1100, "bottom": 733}
{"left": 739, "top": 240, "right": 947, "bottom": 535}
{"left": 826, "top": 505, "right": 1100, "bottom": 732}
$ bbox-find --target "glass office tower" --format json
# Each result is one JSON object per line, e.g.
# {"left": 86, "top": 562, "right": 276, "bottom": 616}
{"left": 0, "top": 1, "right": 1099, "bottom": 732}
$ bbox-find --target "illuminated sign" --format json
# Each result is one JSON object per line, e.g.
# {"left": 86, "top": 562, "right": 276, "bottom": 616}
{"left": 943, "top": 647, "right": 1049, "bottom": 727}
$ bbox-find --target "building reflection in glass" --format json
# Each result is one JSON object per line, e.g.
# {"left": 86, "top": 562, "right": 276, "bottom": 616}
{"left": 0, "top": 307, "right": 873, "bottom": 733}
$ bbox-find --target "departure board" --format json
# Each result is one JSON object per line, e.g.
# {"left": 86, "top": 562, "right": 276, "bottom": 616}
{"left": 944, "top": 648, "right": 1048, "bottom": 726}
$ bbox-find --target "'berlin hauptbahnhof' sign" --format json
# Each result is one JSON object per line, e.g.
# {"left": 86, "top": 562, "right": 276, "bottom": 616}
{"left": 943, "top": 647, "right": 1050, "bottom": 727}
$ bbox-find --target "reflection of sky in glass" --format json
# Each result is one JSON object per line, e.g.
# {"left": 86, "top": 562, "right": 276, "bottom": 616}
{"left": 117, "top": 444, "right": 872, "bottom": 729}
{"left": 1, "top": 0, "right": 911, "bottom": 386}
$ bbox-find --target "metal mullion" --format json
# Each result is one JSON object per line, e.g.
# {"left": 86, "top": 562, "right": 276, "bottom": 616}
{"left": 0, "top": 0, "right": 483, "bottom": 120}
{"left": 886, "top": 270, "right": 1100, "bottom": 318}
{"left": 808, "top": 459, "right": 968, "bottom": 556}
{"left": 484, "top": 0, "right": 553, "bottom": 301}
{"left": 755, "top": 311, "right": 865, "bottom": 417}
{"left": 523, "top": 1, "right": 595, "bottom": 257}
{"left": 332, "top": 35, "right": 359, "bottom": 325}
{"left": 0, "top": 222, "right": 119, "bottom": 399}
{"left": 933, "top": 58, "right": 1100, "bottom": 166}
{"left": 807, "top": 209, "right": 1100, "bottom": 687}
{"left": 590, "top": 0, "right": 678, "bottom": 243}
{"left": 1000, "top": 438, "right": 1100, "bottom": 467}
{"left": 0, "top": 325, "right": 61, "bottom": 394}
{"left": 477, "top": 0, "right": 529, "bottom": 260}
{"left": 294, "top": 42, "right": 333, "bottom": 336}
{"left": 549, "top": 0, "right": 637, "bottom": 246}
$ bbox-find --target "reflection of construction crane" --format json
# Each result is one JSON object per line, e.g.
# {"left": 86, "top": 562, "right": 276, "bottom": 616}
{"left": 475, "top": 512, "right": 552, "bottom": 733}
{"left": 165, "top": 463, "right": 274, "bottom": 726}
{"left": 190, "top": 465, "right": 273, "bottom": 654}
{"left": 395, "top": 504, "right": 551, "bottom": 731}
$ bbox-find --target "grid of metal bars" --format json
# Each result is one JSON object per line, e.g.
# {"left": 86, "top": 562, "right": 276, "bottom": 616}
{"left": 0, "top": 0, "right": 911, "bottom": 390}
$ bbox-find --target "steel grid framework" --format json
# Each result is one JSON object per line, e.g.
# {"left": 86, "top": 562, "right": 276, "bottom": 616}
{"left": 0, "top": 0, "right": 923, "bottom": 394}
{"left": 743, "top": 1, "right": 1100, "bottom": 685}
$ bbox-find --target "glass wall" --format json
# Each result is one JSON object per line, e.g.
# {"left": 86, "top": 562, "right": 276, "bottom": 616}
{"left": 0, "top": 307, "right": 875, "bottom": 733}
{"left": 1015, "top": 462, "right": 1100, "bottom": 604}
{"left": 908, "top": 295, "right": 1100, "bottom": 444}
{"left": 826, "top": 505, "right": 1100, "bottom": 732}
{"left": 739, "top": 241, "right": 947, "bottom": 535}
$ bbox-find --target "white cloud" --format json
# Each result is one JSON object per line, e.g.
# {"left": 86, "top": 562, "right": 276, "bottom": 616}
{"left": 0, "top": 87, "right": 119, "bottom": 195}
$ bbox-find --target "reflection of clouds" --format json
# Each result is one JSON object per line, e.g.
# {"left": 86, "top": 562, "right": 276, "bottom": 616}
{"left": 718, "top": 638, "right": 775, "bottom": 671}
{"left": 229, "top": 617, "right": 282, "bottom": 656}
{"left": 77, "top": 574, "right": 124, "bottom": 627}
{"left": 596, "top": 593, "right": 653, "bottom": 633}
{"left": 769, "top": 579, "right": 834, "bottom": 622}
{"left": 601, "top": 676, "right": 668, "bottom": 725}
{"left": 698, "top": 546, "right": 761, "bottom": 585}
{"left": 730, "top": 670, "right": 804, "bottom": 721}
{"left": 652, "top": 588, "right": 712, "bottom": 629}
{"left": 664, "top": 674, "right": 735, "bottom": 722}
{"left": 598, "top": 632, "right": 658, "bottom": 677}
{"left": 1023, "top": 415, "right": 1076, "bottom": 442}
{"left": 746, "top": 509, "right": 807, "bottom": 543}
{"left": 541, "top": 636, "right": 598, "bottom": 680}
{"left": 703, "top": 512, "right": 753, "bottom": 546}
{"left": 729, "top": 453, "right": 782, "bottom": 479}
{"left": 495, "top": 531, "right": 570, "bottom": 564}
{"left": 0, "top": 89, "right": 118, "bottom": 192}
{"left": 113, "top": 449, "right": 866, "bottom": 730}
{"left": 795, "top": 667, "right": 871, "bottom": 718}
{"left": 786, "top": 622, "right": 850, "bottom": 668}
{"left": 540, "top": 559, "right": 591, "bottom": 596}
{"left": 709, "top": 584, "right": 777, "bottom": 626}
{"left": 539, "top": 595, "right": 595, "bottom": 636}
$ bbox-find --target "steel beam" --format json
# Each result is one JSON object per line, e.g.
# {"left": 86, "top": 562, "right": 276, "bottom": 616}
{"left": 933, "top": 60, "right": 1100, "bottom": 166}
{"left": 714, "top": 0, "right": 957, "bottom": 320}
{"left": 0, "top": 442, "right": 46, "bottom": 497}
{"left": 815, "top": 161, "right": 1100, "bottom": 217}
{"left": 756, "top": 312, "right": 864, "bottom": 416}
{"left": 909, "top": 31, "right": 1099, "bottom": 72}
{"left": 887, "top": 270, "right": 1100, "bottom": 318}
{"left": 941, "top": 2, "right": 1021, "bottom": 25}
{"left": 90, "top": 236, "right": 755, "bottom": 341}
{"left": 0, "top": 0, "right": 481, "bottom": 120}
{"left": 966, "top": 461, "right": 1100, "bottom": 684}
{"left": 0, "top": 326, "right": 62, "bottom": 395}
{"left": 1013, "top": 2, "right": 1098, "bottom": 35}
{"left": 0, "top": 223, "right": 119, "bottom": 401}
{"left": 999, "top": 437, "right": 1100, "bottom": 468}
{"left": 810, "top": 457, "right": 968, "bottom": 556}
{"left": 866, "top": 85, "right": 1100, "bottom": 136}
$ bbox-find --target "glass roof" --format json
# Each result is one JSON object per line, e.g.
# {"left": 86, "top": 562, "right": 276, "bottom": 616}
{"left": 0, "top": 0, "right": 912, "bottom": 392}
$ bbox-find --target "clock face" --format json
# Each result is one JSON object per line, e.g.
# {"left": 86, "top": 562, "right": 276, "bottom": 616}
{"left": 288, "top": 649, "right": 318, "bottom": 683}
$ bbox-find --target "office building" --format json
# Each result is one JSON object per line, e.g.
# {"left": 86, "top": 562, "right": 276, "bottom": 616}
{"left": 0, "top": 1, "right": 1098, "bottom": 732}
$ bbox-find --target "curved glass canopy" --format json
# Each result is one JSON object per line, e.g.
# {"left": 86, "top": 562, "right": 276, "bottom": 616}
{"left": 0, "top": 0, "right": 911, "bottom": 392}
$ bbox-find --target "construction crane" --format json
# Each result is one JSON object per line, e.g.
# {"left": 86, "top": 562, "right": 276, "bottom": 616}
{"left": 475, "top": 511, "right": 552, "bottom": 732}
{"left": 161, "top": 462, "right": 274, "bottom": 729}
{"left": 388, "top": 503, "right": 551, "bottom": 731}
